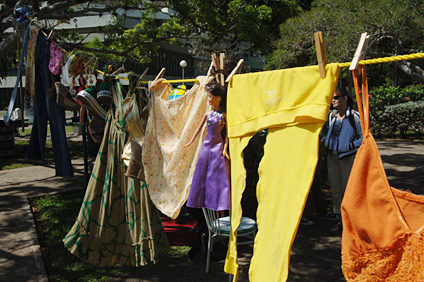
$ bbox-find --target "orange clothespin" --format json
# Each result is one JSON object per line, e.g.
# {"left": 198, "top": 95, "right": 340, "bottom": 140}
{"left": 350, "top": 32, "right": 370, "bottom": 76}
{"left": 225, "top": 59, "right": 244, "bottom": 83}
{"left": 314, "top": 31, "right": 327, "bottom": 79}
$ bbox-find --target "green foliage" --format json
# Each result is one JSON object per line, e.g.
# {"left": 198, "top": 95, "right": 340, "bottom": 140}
{"left": 266, "top": 0, "right": 424, "bottom": 84}
{"left": 165, "top": 0, "right": 303, "bottom": 55}
{"left": 369, "top": 85, "right": 424, "bottom": 114}
{"left": 368, "top": 85, "right": 424, "bottom": 137}
{"left": 372, "top": 101, "right": 424, "bottom": 138}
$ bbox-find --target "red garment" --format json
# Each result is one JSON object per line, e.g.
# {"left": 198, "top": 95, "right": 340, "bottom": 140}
{"left": 341, "top": 66, "right": 424, "bottom": 281}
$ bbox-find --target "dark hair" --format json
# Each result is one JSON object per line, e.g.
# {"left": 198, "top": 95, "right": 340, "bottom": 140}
{"left": 335, "top": 88, "right": 354, "bottom": 108}
{"left": 205, "top": 56, "right": 238, "bottom": 112}
{"left": 206, "top": 79, "right": 227, "bottom": 112}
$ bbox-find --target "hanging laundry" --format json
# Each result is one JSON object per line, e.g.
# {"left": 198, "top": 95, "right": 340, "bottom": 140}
{"left": 48, "top": 42, "right": 65, "bottom": 75}
{"left": 224, "top": 64, "right": 340, "bottom": 282}
{"left": 168, "top": 84, "right": 186, "bottom": 100}
{"left": 143, "top": 76, "right": 209, "bottom": 219}
{"left": 61, "top": 55, "right": 74, "bottom": 87}
{"left": 341, "top": 66, "right": 424, "bottom": 281}
{"left": 64, "top": 80, "right": 170, "bottom": 267}
{"left": 25, "top": 26, "right": 39, "bottom": 101}
{"left": 121, "top": 92, "right": 148, "bottom": 168}
{"left": 3, "top": 25, "right": 30, "bottom": 124}
{"left": 26, "top": 30, "right": 74, "bottom": 178}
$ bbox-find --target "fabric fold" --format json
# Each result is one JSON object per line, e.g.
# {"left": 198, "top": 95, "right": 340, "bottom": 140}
{"left": 64, "top": 81, "right": 169, "bottom": 267}
{"left": 225, "top": 64, "right": 340, "bottom": 281}
{"left": 143, "top": 76, "right": 210, "bottom": 219}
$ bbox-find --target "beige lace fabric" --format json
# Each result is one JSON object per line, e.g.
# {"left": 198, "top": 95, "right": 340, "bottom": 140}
{"left": 143, "top": 76, "right": 209, "bottom": 219}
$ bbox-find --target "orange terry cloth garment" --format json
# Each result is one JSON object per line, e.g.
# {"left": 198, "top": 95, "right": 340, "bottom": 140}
{"left": 341, "top": 66, "right": 424, "bottom": 281}
{"left": 224, "top": 64, "right": 340, "bottom": 282}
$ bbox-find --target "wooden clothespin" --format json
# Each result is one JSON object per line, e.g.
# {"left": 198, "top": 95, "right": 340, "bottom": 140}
{"left": 219, "top": 53, "right": 225, "bottom": 86}
{"left": 47, "top": 29, "right": 54, "bottom": 41}
{"left": 314, "top": 31, "right": 327, "bottom": 79}
{"left": 151, "top": 68, "right": 166, "bottom": 85}
{"left": 111, "top": 66, "right": 125, "bottom": 76}
{"left": 211, "top": 53, "right": 221, "bottom": 84}
{"left": 138, "top": 68, "right": 149, "bottom": 82}
{"left": 84, "top": 56, "right": 96, "bottom": 69}
{"left": 206, "top": 60, "right": 215, "bottom": 77}
{"left": 225, "top": 59, "right": 244, "bottom": 83}
{"left": 68, "top": 48, "right": 76, "bottom": 58}
{"left": 350, "top": 32, "right": 370, "bottom": 75}
{"left": 135, "top": 68, "right": 150, "bottom": 89}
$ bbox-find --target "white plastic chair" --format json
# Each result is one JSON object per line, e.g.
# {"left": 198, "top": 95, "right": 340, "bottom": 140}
{"left": 202, "top": 208, "right": 257, "bottom": 273}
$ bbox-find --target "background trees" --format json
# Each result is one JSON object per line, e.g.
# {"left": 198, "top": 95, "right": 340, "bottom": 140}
{"left": 1, "top": 0, "right": 423, "bottom": 87}
{"left": 266, "top": 0, "right": 424, "bottom": 86}
{"left": 0, "top": 0, "right": 308, "bottom": 79}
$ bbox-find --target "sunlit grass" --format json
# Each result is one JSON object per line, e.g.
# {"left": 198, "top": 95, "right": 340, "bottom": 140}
{"left": 30, "top": 190, "right": 191, "bottom": 282}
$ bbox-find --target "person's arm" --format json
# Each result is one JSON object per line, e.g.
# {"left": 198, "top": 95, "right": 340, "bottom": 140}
{"left": 184, "top": 113, "right": 208, "bottom": 148}
{"left": 223, "top": 113, "right": 230, "bottom": 160}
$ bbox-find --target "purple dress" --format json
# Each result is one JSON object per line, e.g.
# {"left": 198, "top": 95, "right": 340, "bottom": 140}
{"left": 187, "top": 111, "right": 230, "bottom": 211}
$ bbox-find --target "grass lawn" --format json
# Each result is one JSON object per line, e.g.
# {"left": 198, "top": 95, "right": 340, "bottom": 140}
{"left": 0, "top": 124, "right": 90, "bottom": 170}
{"left": 30, "top": 190, "right": 191, "bottom": 282}
{"left": 0, "top": 139, "right": 85, "bottom": 170}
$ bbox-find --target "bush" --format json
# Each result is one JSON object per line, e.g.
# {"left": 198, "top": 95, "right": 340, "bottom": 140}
{"left": 369, "top": 85, "right": 424, "bottom": 137}
{"left": 372, "top": 101, "right": 424, "bottom": 138}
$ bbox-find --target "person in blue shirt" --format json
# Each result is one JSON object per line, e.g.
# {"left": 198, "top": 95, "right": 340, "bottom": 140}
{"left": 324, "top": 88, "right": 362, "bottom": 233}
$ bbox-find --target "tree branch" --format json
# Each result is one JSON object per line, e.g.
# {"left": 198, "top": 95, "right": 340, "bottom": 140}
{"left": 0, "top": 31, "right": 17, "bottom": 55}
{"left": 396, "top": 60, "right": 424, "bottom": 83}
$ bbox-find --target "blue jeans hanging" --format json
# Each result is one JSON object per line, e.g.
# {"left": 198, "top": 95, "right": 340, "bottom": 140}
{"left": 3, "top": 25, "right": 30, "bottom": 124}
{"left": 27, "top": 31, "right": 74, "bottom": 178}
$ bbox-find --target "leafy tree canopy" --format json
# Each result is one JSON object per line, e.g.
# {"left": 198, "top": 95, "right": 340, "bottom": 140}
{"left": 0, "top": 0, "right": 309, "bottom": 78}
{"left": 266, "top": 0, "right": 424, "bottom": 85}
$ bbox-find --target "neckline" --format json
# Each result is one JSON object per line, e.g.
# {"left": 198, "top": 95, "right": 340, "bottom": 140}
{"left": 369, "top": 133, "right": 424, "bottom": 234}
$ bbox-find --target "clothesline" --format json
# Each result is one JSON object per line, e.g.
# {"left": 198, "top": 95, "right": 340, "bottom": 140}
{"left": 24, "top": 17, "right": 424, "bottom": 84}
{"left": 337, "top": 52, "right": 424, "bottom": 67}
{"left": 151, "top": 52, "right": 424, "bottom": 84}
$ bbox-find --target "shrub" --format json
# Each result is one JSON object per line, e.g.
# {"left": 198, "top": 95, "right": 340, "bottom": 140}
{"left": 372, "top": 101, "right": 424, "bottom": 138}
{"left": 368, "top": 85, "right": 424, "bottom": 137}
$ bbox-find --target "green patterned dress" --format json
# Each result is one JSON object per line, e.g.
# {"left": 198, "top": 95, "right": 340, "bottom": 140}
{"left": 64, "top": 81, "right": 169, "bottom": 267}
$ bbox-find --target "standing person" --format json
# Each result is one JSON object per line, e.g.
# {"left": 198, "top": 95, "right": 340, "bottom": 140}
{"left": 324, "top": 88, "right": 362, "bottom": 233}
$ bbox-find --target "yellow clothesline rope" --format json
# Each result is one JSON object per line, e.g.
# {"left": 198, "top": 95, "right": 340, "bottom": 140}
{"left": 337, "top": 52, "right": 424, "bottom": 68}
{"left": 155, "top": 52, "right": 424, "bottom": 84}
{"left": 28, "top": 19, "right": 424, "bottom": 84}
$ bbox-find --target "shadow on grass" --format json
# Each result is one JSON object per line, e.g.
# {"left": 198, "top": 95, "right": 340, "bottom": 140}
{"left": 30, "top": 190, "right": 206, "bottom": 282}
{"left": 0, "top": 140, "right": 86, "bottom": 171}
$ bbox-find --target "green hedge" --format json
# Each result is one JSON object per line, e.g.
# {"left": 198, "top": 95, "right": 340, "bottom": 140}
{"left": 368, "top": 85, "right": 424, "bottom": 137}
{"left": 372, "top": 101, "right": 424, "bottom": 137}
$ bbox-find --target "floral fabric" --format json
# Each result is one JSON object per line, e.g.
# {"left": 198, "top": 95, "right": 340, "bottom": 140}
{"left": 48, "top": 42, "right": 65, "bottom": 75}
{"left": 143, "top": 76, "right": 209, "bottom": 219}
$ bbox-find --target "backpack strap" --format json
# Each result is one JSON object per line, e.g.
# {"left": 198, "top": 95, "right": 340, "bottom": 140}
{"left": 348, "top": 110, "right": 359, "bottom": 139}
